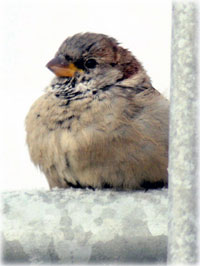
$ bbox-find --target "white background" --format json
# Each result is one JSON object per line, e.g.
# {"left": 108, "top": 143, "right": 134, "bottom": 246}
{"left": 0, "top": 0, "right": 171, "bottom": 191}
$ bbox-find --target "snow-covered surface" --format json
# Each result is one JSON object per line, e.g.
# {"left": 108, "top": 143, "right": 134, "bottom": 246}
{"left": 2, "top": 188, "right": 168, "bottom": 264}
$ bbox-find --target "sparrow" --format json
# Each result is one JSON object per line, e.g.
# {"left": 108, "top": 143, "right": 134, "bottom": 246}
{"left": 26, "top": 32, "right": 169, "bottom": 190}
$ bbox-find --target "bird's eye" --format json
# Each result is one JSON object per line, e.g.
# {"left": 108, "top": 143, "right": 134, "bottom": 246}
{"left": 84, "top": 59, "right": 97, "bottom": 69}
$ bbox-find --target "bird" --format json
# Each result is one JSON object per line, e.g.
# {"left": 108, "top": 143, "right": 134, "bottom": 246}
{"left": 25, "top": 32, "right": 169, "bottom": 191}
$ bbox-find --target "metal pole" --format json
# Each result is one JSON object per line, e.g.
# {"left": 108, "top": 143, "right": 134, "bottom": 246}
{"left": 2, "top": 189, "right": 168, "bottom": 264}
{"left": 168, "top": 1, "right": 198, "bottom": 264}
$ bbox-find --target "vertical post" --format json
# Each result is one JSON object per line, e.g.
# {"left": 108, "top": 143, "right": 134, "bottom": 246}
{"left": 168, "top": 1, "right": 198, "bottom": 264}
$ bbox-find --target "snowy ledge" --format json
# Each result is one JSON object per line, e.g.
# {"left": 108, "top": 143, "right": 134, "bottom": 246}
{"left": 2, "top": 189, "right": 168, "bottom": 264}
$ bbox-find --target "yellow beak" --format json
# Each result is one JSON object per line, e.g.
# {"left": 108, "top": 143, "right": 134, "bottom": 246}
{"left": 46, "top": 57, "right": 83, "bottom": 77}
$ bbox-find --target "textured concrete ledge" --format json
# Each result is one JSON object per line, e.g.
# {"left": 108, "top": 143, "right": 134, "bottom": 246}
{"left": 2, "top": 189, "right": 168, "bottom": 264}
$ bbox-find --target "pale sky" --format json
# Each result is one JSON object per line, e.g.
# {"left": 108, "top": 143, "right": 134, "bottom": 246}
{"left": 0, "top": 0, "right": 172, "bottom": 191}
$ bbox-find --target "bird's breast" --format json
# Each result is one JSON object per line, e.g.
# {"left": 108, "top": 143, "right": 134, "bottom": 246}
{"left": 25, "top": 91, "right": 118, "bottom": 168}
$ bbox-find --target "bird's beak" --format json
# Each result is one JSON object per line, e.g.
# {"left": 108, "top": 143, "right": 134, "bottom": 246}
{"left": 46, "top": 57, "right": 83, "bottom": 77}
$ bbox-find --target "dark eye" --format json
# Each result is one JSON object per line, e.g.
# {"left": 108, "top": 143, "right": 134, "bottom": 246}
{"left": 84, "top": 59, "right": 97, "bottom": 69}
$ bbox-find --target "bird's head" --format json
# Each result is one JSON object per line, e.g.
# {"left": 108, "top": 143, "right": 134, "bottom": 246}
{"left": 46, "top": 33, "right": 144, "bottom": 92}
